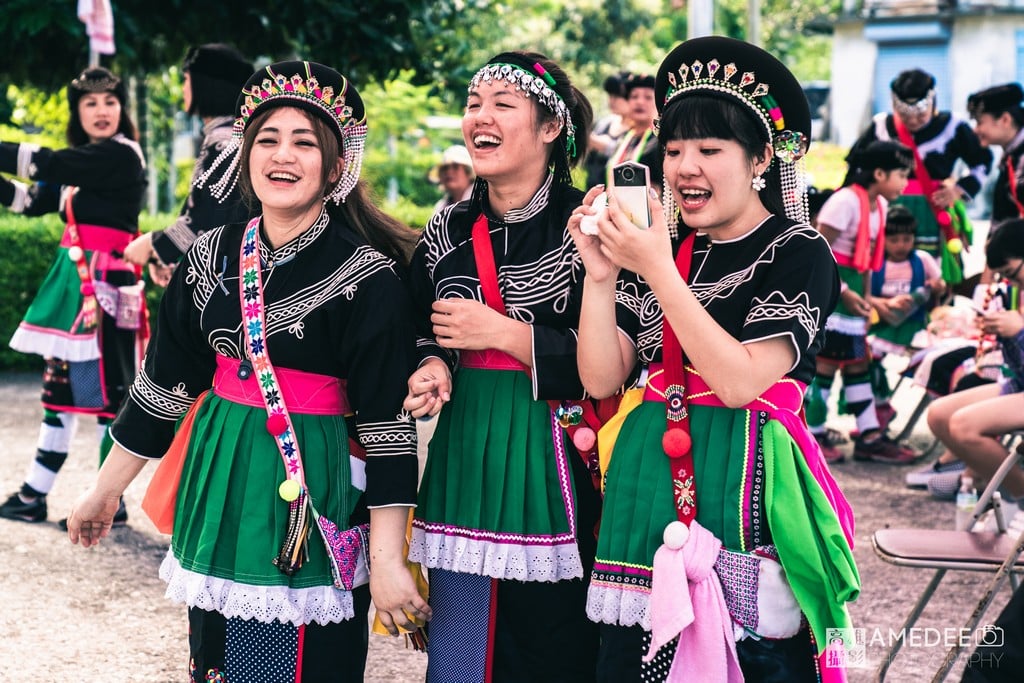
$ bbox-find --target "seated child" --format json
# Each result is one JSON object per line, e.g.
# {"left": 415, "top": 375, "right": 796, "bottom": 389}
{"left": 867, "top": 205, "right": 946, "bottom": 429}
{"left": 807, "top": 139, "right": 920, "bottom": 464}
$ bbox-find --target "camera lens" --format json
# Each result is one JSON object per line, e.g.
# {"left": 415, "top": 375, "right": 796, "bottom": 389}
{"left": 621, "top": 167, "right": 635, "bottom": 182}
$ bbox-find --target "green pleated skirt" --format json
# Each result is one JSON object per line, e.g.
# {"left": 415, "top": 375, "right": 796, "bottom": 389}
{"left": 587, "top": 399, "right": 859, "bottom": 651}
{"left": 162, "top": 393, "right": 364, "bottom": 626}
{"left": 410, "top": 367, "right": 583, "bottom": 582}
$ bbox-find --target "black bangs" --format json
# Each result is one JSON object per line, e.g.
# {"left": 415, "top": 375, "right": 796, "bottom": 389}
{"left": 657, "top": 94, "right": 769, "bottom": 147}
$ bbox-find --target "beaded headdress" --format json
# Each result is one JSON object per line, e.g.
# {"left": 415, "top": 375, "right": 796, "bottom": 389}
{"left": 196, "top": 60, "right": 367, "bottom": 205}
{"left": 654, "top": 36, "right": 812, "bottom": 225}
{"left": 892, "top": 89, "right": 935, "bottom": 119}
{"left": 68, "top": 67, "right": 126, "bottom": 109}
{"left": 469, "top": 55, "right": 578, "bottom": 161}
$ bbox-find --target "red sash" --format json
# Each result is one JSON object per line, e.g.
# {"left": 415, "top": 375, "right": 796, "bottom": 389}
{"left": 1006, "top": 154, "right": 1024, "bottom": 218}
{"left": 469, "top": 213, "right": 602, "bottom": 491}
{"left": 893, "top": 115, "right": 955, "bottom": 242}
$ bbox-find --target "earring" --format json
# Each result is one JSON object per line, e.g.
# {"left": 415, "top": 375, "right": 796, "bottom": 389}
{"left": 751, "top": 174, "right": 766, "bottom": 192}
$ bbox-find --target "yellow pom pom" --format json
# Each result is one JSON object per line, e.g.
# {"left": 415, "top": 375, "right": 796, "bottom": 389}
{"left": 278, "top": 479, "right": 301, "bottom": 502}
{"left": 947, "top": 238, "right": 963, "bottom": 255}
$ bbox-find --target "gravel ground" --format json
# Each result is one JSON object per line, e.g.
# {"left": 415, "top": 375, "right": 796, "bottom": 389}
{"left": 0, "top": 367, "right": 1016, "bottom": 682}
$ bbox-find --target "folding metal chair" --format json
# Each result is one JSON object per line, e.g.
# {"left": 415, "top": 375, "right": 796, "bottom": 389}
{"left": 872, "top": 436, "right": 1024, "bottom": 682}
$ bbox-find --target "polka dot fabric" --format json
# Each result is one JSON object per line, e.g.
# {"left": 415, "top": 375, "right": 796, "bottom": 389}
{"left": 426, "top": 568, "right": 492, "bottom": 682}
{"left": 641, "top": 631, "right": 678, "bottom": 682}
{"left": 226, "top": 617, "right": 298, "bottom": 682}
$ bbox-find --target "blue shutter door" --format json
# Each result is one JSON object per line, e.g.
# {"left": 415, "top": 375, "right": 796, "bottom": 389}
{"left": 873, "top": 44, "right": 951, "bottom": 116}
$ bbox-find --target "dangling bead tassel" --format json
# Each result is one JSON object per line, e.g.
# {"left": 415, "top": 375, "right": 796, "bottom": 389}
{"left": 662, "top": 175, "right": 679, "bottom": 239}
{"left": 406, "top": 629, "right": 428, "bottom": 652}
{"left": 273, "top": 491, "right": 312, "bottom": 576}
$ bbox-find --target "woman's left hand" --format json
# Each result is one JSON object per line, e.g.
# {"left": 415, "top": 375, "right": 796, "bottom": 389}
{"left": 369, "top": 560, "right": 432, "bottom": 636}
{"left": 592, "top": 188, "right": 674, "bottom": 280}
{"left": 432, "top": 298, "right": 509, "bottom": 350}
{"left": 983, "top": 310, "right": 1024, "bottom": 338}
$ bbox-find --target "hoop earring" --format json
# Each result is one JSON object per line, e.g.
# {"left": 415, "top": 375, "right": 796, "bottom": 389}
{"left": 751, "top": 174, "right": 766, "bottom": 192}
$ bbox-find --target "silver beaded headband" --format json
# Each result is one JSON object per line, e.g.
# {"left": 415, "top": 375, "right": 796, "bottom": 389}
{"left": 469, "top": 62, "right": 577, "bottom": 157}
{"left": 892, "top": 89, "right": 935, "bottom": 119}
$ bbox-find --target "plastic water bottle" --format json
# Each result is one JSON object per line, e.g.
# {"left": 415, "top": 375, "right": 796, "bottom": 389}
{"left": 955, "top": 476, "right": 979, "bottom": 531}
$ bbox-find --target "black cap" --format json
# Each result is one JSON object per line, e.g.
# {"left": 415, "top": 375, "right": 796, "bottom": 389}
{"left": 655, "top": 36, "right": 810, "bottom": 148}
{"left": 183, "top": 44, "right": 253, "bottom": 85}
{"left": 968, "top": 83, "right": 1024, "bottom": 118}
{"left": 235, "top": 60, "right": 365, "bottom": 144}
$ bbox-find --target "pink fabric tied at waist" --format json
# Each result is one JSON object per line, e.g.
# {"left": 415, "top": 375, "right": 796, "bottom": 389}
{"left": 61, "top": 223, "right": 137, "bottom": 273}
{"left": 643, "top": 363, "right": 855, "bottom": 549}
{"left": 903, "top": 178, "right": 937, "bottom": 197}
{"left": 213, "top": 355, "right": 350, "bottom": 416}
{"left": 460, "top": 349, "right": 528, "bottom": 372}
{"left": 645, "top": 520, "right": 742, "bottom": 682}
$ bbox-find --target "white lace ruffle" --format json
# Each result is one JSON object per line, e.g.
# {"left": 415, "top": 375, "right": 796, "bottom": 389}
{"left": 409, "top": 529, "right": 582, "bottom": 582}
{"left": 824, "top": 312, "right": 868, "bottom": 335}
{"left": 9, "top": 326, "right": 100, "bottom": 362}
{"left": 159, "top": 551, "right": 355, "bottom": 626}
{"left": 586, "top": 584, "right": 651, "bottom": 630}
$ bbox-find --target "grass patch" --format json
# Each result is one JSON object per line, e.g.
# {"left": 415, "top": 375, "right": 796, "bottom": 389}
{"left": 805, "top": 141, "right": 848, "bottom": 191}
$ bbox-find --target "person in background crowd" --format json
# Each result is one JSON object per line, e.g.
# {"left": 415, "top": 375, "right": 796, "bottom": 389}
{"left": 808, "top": 140, "right": 920, "bottom": 464}
{"left": 66, "top": 60, "right": 427, "bottom": 682}
{"left": 586, "top": 70, "right": 632, "bottom": 188}
{"left": 122, "top": 43, "right": 254, "bottom": 285}
{"left": 403, "top": 50, "right": 600, "bottom": 681}
{"left": 968, "top": 82, "right": 1024, "bottom": 223}
{"left": 0, "top": 66, "right": 146, "bottom": 526}
{"left": 605, "top": 72, "right": 662, "bottom": 188}
{"left": 845, "top": 68, "right": 992, "bottom": 287}
{"left": 427, "top": 144, "right": 475, "bottom": 214}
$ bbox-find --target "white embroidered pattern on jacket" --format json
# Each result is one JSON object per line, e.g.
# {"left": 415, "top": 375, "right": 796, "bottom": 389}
{"left": 128, "top": 369, "right": 195, "bottom": 421}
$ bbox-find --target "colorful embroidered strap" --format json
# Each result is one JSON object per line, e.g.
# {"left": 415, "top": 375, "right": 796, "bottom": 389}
{"left": 63, "top": 191, "right": 99, "bottom": 331}
{"left": 892, "top": 116, "right": 956, "bottom": 241}
{"left": 661, "top": 231, "right": 698, "bottom": 525}
{"left": 470, "top": 213, "right": 603, "bottom": 491}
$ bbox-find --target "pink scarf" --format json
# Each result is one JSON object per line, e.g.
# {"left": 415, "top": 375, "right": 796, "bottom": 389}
{"left": 645, "top": 520, "right": 743, "bottom": 682}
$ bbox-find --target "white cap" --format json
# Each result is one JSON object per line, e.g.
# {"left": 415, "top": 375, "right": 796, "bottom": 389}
{"left": 428, "top": 145, "right": 474, "bottom": 183}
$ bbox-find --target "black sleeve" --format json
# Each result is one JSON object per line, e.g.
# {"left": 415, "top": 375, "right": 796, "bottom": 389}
{"left": 344, "top": 266, "right": 419, "bottom": 508}
{"left": 1, "top": 140, "right": 142, "bottom": 190}
{"left": 109, "top": 238, "right": 218, "bottom": 458}
{"left": 408, "top": 213, "right": 457, "bottom": 372}
{"left": 952, "top": 121, "right": 993, "bottom": 200}
{"left": 741, "top": 226, "right": 839, "bottom": 369}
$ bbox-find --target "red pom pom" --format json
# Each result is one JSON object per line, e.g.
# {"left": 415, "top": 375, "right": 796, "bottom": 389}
{"left": 266, "top": 413, "right": 288, "bottom": 436}
{"left": 80, "top": 282, "right": 95, "bottom": 296}
{"left": 572, "top": 426, "right": 596, "bottom": 452}
{"left": 662, "top": 428, "right": 691, "bottom": 458}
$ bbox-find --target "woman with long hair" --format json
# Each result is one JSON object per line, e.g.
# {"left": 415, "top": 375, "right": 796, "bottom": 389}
{"left": 66, "top": 60, "right": 427, "bottom": 682}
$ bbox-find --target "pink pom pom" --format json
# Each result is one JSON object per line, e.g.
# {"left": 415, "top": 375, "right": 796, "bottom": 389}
{"left": 572, "top": 427, "right": 596, "bottom": 452}
{"left": 266, "top": 413, "right": 288, "bottom": 436}
{"left": 79, "top": 282, "right": 95, "bottom": 296}
{"left": 662, "top": 428, "right": 692, "bottom": 458}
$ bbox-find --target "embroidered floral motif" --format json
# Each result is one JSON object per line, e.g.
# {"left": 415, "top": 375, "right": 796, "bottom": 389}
{"left": 674, "top": 470, "right": 695, "bottom": 514}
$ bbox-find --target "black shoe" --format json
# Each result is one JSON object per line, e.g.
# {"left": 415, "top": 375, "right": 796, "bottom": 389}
{"left": 0, "top": 491, "right": 47, "bottom": 523}
{"left": 57, "top": 497, "right": 128, "bottom": 531}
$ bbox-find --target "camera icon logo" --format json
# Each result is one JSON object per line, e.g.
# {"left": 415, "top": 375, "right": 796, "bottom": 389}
{"left": 976, "top": 625, "right": 1004, "bottom": 647}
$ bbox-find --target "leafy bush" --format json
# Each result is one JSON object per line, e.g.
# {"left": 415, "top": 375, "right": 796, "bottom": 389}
{"left": 0, "top": 213, "right": 174, "bottom": 371}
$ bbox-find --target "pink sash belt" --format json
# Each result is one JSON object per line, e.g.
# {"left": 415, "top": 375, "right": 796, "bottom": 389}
{"left": 460, "top": 349, "right": 528, "bottom": 372}
{"left": 60, "top": 223, "right": 135, "bottom": 253}
{"left": 642, "top": 363, "right": 855, "bottom": 547}
{"left": 213, "top": 355, "right": 350, "bottom": 416}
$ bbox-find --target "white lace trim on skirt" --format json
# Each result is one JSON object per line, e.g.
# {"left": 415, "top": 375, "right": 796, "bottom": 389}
{"left": 586, "top": 583, "right": 651, "bottom": 630}
{"left": 409, "top": 527, "right": 582, "bottom": 582}
{"left": 159, "top": 550, "right": 355, "bottom": 626}
{"left": 9, "top": 325, "right": 100, "bottom": 362}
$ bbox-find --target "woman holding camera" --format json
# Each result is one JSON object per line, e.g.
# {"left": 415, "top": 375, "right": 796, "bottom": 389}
{"left": 403, "top": 51, "right": 601, "bottom": 680}
{"left": 570, "top": 37, "right": 859, "bottom": 681}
